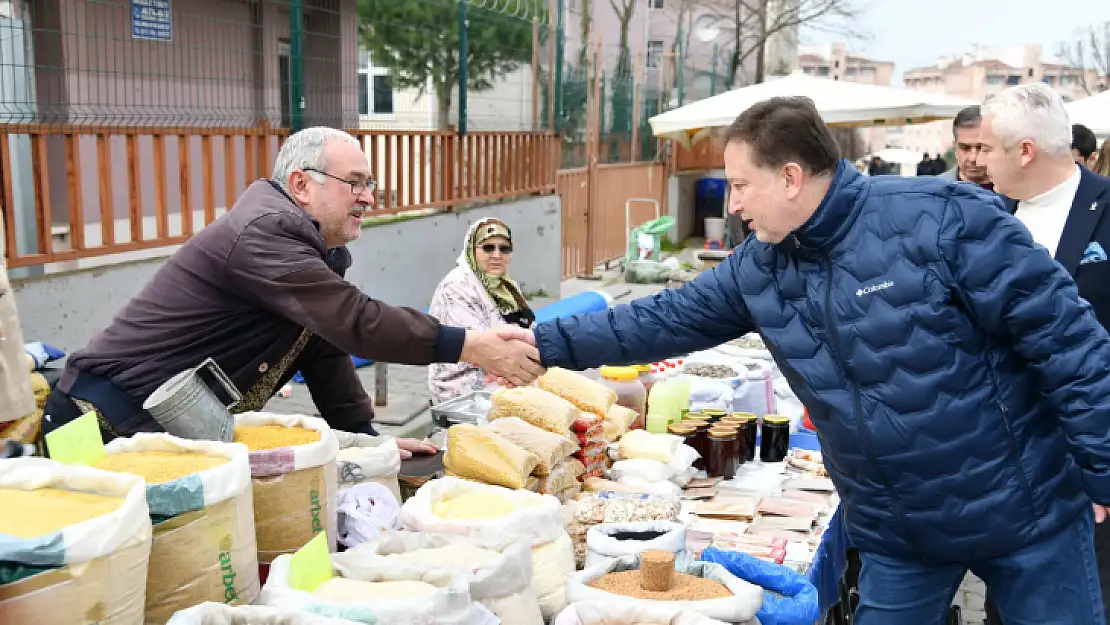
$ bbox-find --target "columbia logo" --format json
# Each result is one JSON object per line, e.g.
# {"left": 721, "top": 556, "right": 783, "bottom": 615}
{"left": 856, "top": 281, "right": 894, "bottom": 297}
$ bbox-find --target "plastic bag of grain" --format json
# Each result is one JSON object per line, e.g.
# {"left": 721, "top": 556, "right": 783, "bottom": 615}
{"left": 533, "top": 459, "right": 584, "bottom": 495}
{"left": 443, "top": 423, "right": 538, "bottom": 489}
{"left": 538, "top": 367, "right": 617, "bottom": 417}
{"left": 565, "top": 558, "right": 763, "bottom": 623}
{"left": 167, "top": 602, "right": 364, "bottom": 625}
{"left": 399, "top": 476, "right": 576, "bottom": 619}
{"left": 484, "top": 416, "right": 579, "bottom": 475}
{"left": 258, "top": 550, "right": 499, "bottom": 625}
{"left": 0, "top": 458, "right": 152, "bottom": 625}
{"left": 584, "top": 521, "right": 687, "bottom": 568}
{"left": 94, "top": 433, "right": 260, "bottom": 623}
{"left": 334, "top": 431, "right": 402, "bottom": 503}
{"left": 553, "top": 601, "right": 735, "bottom": 625}
{"left": 488, "top": 387, "right": 580, "bottom": 434}
{"left": 234, "top": 413, "right": 340, "bottom": 562}
{"left": 332, "top": 530, "right": 543, "bottom": 625}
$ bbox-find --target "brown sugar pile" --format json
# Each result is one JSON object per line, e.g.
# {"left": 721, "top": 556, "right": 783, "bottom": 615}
{"left": 588, "top": 570, "right": 732, "bottom": 601}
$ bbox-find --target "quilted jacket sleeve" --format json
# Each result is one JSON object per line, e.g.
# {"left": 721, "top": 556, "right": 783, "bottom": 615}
{"left": 534, "top": 250, "right": 757, "bottom": 370}
{"left": 938, "top": 186, "right": 1110, "bottom": 503}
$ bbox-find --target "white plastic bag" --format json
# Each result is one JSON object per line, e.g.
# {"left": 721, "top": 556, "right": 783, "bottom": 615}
{"left": 584, "top": 521, "right": 688, "bottom": 569}
{"left": 258, "top": 552, "right": 498, "bottom": 625}
{"left": 336, "top": 483, "right": 401, "bottom": 549}
{"left": 167, "top": 602, "right": 364, "bottom": 625}
{"left": 0, "top": 458, "right": 153, "bottom": 625}
{"left": 334, "top": 432, "right": 402, "bottom": 503}
{"left": 565, "top": 559, "right": 763, "bottom": 623}
{"left": 332, "top": 530, "right": 543, "bottom": 625}
{"left": 553, "top": 601, "right": 737, "bottom": 625}
{"left": 398, "top": 477, "right": 573, "bottom": 618}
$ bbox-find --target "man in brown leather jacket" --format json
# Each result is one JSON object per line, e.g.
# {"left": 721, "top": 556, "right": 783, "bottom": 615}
{"left": 43, "top": 127, "right": 542, "bottom": 453}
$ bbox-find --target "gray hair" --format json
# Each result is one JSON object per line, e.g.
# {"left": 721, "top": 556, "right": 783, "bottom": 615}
{"left": 271, "top": 126, "right": 360, "bottom": 191}
{"left": 981, "top": 83, "right": 1072, "bottom": 157}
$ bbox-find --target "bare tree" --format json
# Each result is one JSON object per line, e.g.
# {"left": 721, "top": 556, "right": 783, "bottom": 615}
{"left": 1057, "top": 22, "right": 1110, "bottom": 95}
{"left": 704, "top": 0, "right": 865, "bottom": 88}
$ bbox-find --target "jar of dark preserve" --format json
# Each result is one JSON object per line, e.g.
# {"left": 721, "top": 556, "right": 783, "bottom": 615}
{"left": 707, "top": 427, "right": 740, "bottom": 479}
{"left": 760, "top": 414, "right": 791, "bottom": 463}
{"left": 682, "top": 419, "right": 712, "bottom": 471}
{"left": 668, "top": 423, "right": 696, "bottom": 447}
{"left": 702, "top": 409, "right": 727, "bottom": 425}
{"left": 729, "top": 414, "right": 757, "bottom": 462}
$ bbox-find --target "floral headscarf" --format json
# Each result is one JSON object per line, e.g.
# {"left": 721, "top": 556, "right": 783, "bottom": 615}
{"left": 459, "top": 218, "right": 526, "bottom": 316}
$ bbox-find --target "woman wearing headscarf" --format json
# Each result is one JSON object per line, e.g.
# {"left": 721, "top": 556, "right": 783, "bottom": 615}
{"left": 428, "top": 217, "right": 535, "bottom": 403}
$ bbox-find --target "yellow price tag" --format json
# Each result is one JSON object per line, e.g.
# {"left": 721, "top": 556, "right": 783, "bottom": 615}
{"left": 287, "top": 532, "right": 333, "bottom": 593}
{"left": 45, "top": 412, "right": 105, "bottom": 466}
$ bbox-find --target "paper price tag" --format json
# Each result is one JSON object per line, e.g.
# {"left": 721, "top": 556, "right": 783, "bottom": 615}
{"left": 45, "top": 412, "right": 105, "bottom": 466}
{"left": 288, "top": 532, "right": 333, "bottom": 593}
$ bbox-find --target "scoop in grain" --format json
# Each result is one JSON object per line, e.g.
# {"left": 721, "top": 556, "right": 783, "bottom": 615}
{"left": 639, "top": 549, "right": 676, "bottom": 591}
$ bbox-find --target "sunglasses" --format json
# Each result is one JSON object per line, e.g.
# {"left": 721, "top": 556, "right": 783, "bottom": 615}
{"left": 480, "top": 244, "right": 513, "bottom": 254}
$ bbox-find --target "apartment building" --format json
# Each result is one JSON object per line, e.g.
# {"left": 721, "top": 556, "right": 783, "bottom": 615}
{"left": 797, "top": 43, "right": 895, "bottom": 152}
{"left": 901, "top": 44, "right": 1100, "bottom": 158}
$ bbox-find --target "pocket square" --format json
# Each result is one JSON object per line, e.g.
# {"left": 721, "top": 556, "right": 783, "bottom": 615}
{"left": 1081, "top": 241, "right": 1109, "bottom": 265}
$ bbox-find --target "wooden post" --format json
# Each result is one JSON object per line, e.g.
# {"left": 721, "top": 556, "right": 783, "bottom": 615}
{"left": 374, "top": 362, "right": 388, "bottom": 407}
{"left": 532, "top": 18, "right": 540, "bottom": 131}
{"left": 547, "top": 17, "right": 556, "bottom": 130}
{"left": 632, "top": 52, "right": 643, "bottom": 163}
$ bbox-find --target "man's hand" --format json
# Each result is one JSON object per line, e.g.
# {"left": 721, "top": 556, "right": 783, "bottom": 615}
{"left": 461, "top": 328, "right": 544, "bottom": 388}
{"left": 395, "top": 437, "right": 438, "bottom": 460}
{"left": 1096, "top": 504, "right": 1108, "bottom": 524}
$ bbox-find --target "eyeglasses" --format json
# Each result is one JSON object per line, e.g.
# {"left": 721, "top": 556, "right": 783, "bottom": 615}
{"left": 480, "top": 244, "right": 513, "bottom": 254}
{"left": 303, "top": 168, "right": 377, "bottom": 196}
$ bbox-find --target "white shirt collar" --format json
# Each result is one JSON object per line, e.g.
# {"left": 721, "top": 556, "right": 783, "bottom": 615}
{"left": 1024, "top": 165, "right": 1082, "bottom": 209}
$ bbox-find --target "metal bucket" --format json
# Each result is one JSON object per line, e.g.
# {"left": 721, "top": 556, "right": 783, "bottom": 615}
{"left": 142, "top": 358, "right": 242, "bottom": 442}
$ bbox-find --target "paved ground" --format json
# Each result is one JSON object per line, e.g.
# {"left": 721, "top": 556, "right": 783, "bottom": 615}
{"left": 261, "top": 261, "right": 673, "bottom": 439}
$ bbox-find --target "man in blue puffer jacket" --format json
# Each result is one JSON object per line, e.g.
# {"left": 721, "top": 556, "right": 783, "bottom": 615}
{"left": 528, "top": 97, "right": 1110, "bottom": 623}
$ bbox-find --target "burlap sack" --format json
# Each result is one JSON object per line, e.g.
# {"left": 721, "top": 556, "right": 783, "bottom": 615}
{"left": 0, "top": 458, "right": 153, "bottom": 625}
{"left": 235, "top": 413, "right": 339, "bottom": 562}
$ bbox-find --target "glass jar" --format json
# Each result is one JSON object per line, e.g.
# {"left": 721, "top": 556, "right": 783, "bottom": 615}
{"left": 707, "top": 427, "right": 740, "bottom": 479}
{"left": 729, "top": 414, "right": 757, "bottom": 463}
{"left": 682, "top": 419, "right": 712, "bottom": 471}
{"left": 634, "top": 364, "right": 657, "bottom": 396}
{"left": 599, "top": 365, "right": 647, "bottom": 426}
{"left": 760, "top": 414, "right": 791, "bottom": 463}
{"left": 702, "top": 409, "right": 727, "bottom": 425}
{"left": 667, "top": 423, "right": 696, "bottom": 447}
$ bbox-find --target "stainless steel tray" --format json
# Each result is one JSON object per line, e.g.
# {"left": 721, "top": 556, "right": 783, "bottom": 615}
{"left": 430, "top": 390, "right": 492, "bottom": 428}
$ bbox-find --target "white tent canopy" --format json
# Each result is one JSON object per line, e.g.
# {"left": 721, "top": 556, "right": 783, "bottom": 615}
{"left": 648, "top": 71, "right": 978, "bottom": 146}
{"left": 872, "top": 148, "right": 923, "bottom": 165}
{"left": 1066, "top": 90, "right": 1110, "bottom": 139}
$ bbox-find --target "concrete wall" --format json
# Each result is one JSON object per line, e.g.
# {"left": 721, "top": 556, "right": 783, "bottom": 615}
{"left": 13, "top": 194, "right": 562, "bottom": 355}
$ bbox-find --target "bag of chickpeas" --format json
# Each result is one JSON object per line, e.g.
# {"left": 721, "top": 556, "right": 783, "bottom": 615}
{"left": 94, "top": 433, "right": 259, "bottom": 624}
{"left": 233, "top": 413, "right": 340, "bottom": 563}
{"left": 0, "top": 457, "right": 152, "bottom": 625}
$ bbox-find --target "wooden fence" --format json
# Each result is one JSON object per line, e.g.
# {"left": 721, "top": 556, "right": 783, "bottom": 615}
{"left": 1, "top": 125, "right": 558, "bottom": 269}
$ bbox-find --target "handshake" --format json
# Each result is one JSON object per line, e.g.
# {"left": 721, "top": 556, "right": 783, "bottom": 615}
{"left": 459, "top": 326, "right": 546, "bottom": 388}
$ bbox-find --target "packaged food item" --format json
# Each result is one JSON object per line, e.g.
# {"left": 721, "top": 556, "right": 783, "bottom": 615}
{"left": 443, "top": 424, "right": 538, "bottom": 489}
{"left": 619, "top": 429, "right": 680, "bottom": 463}
{"left": 602, "top": 405, "right": 637, "bottom": 441}
{"left": 234, "top": 413, "right": 339, "bottom": 562}
{"left": 570, "top": 493, "right": 682, "bottom": 525}
{"left": 538, "top": 368, "right": 617, "bottom": 418}
{"left": 533, "top": 460, "right": 580, "bottom": 494}
{"left": 0, "top": 458, "right": 153, "bottom": 625}
{"left": 488, "top": 387, "right": 580, "bottom": 434}
{"left": 485, "top": 417, "right": 579, "bottom": 475}
{"left": 334, "top": 431, "right": 402, "bottom": 503}
{"left": 167, "top": 602, "right": 364, "bottom": 624}
{"left": 598, "top": 366, "right": 647, "bottom": 421}
{"left": 96, "top": 434, "right": 260, "bottom": 623}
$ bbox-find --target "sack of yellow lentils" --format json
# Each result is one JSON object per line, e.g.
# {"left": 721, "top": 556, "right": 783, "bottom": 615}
{"left": 0, "top": 457, "right": 152, "bottom": 625}
{"left": 233, "top": 413, "right": 339, "bottom": 563}
{"left": 95, "top": 433, "right": 260, "bottom": 623}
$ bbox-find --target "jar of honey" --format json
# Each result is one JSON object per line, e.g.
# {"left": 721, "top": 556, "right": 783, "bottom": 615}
{"left": 682, "top": 419, "right": 712, "bottom": 471}
{"left": 760, "top": 414, "right": 791, "bottom": 463}
{"left": 707, "top": 427, "right": 740, "bottom": 479}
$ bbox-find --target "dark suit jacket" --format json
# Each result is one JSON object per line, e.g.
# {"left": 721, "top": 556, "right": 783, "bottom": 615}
{"left": 1050, "top": 168, "right": 1110, "bottom": 329}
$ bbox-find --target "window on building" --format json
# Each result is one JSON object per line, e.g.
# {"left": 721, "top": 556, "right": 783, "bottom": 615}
{"left": 1042, "top": 75, "right": 1057, "bottom": 86}
{"left": 802, "top": 66, "right": 814, "bottom": 74}
{"left": 646, "top": 40, "right": 664, "bottom": 68}
{"left": 358, "top": 49, "right": 395, "bottom": 116}
{"left": 1006, "top": 75, "right": 1020, "bottom": 86}
{"left": 1027, "top": 68, "right": 1034, "bottom": 77}
{"left": 649, "top": 0, "right": 664, "bottom": 7}
{"left": 1060, "top": 74, "right": 1076, "bottom": 86}
{"left": 986, "top": 75, "right": 1002, "bottom": 85}
{"left": 373, "top": 75, "right": 394, "bottom": 114}
{"left": 816, "top": 66, "right": 830, "bottom": 77}
{"left": 845, "top": 67, "right": 858, "bottom": 77}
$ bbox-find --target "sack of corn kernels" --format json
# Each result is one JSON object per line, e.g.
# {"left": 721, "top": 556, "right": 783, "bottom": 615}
{"left": 0, "top": 457, "right": 152, "bottom": 625}
{"left": 233, "top": 413, "right": 339, "bottom": 563}
{"left": 94, "top": 433, "right": 259, "bottom": 623}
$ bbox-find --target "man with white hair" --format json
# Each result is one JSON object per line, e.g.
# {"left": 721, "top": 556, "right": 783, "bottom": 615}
{"left": 979, "top": 82, "right": 1110, "bottom": 623}
{"left": 43, "top": 127, "right": 543, "bottom": 454}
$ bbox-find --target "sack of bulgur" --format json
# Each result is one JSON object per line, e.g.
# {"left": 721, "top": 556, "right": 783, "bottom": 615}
{"left": 0, "top": 457, "right": 152, "bottom": 625}
{"left": 233, "top": 413, "right": 339, "bottom": 562}
{"left": 94, "top": 433, "right": 259, "bottom": 623}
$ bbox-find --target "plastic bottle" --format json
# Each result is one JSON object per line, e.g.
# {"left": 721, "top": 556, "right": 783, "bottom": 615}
{"left": 668, "top": 361, "right": 692, "bottom": 425}
{"left": 646, "top": 365, "right": 675, "bottom": 434}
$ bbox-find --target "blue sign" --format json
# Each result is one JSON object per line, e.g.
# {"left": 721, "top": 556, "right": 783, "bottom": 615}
{"left": 132, "top": 0, "right": 172, "bottom": 42}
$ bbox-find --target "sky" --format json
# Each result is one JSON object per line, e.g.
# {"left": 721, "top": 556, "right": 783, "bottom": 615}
{"left": 803, "top": 0, "right": 1109, "bottom": 85}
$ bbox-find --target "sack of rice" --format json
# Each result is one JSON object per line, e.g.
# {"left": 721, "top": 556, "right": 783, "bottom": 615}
{"left": 168, "top": 602, "right": 364, "bottom": 625}
{"left": 443, "top": 424, "right": 538, "bottom": 489}
{"left": 332, "top": 530, "right": 543, "bottom": 625}
{"left": 334, "top": 431, "right": 402, "bottom": 503}
{"left": 94, "top": 433, "right": 259, "bottom": 623}
{"left": 488, "top": 387, "right": 580, "bottom": 434}
{"left": 398, "top": 476, "right": 576, "bottom": 619}
{"left": 258, "top": 549, "right": 498, "bottom": 625}
{"left": 234, "top": 413, "right": 339, "bottom": 561}
{"left": 484, "top": 417, "right": 579, "bottom": 475}
{"left": 0, "top": 458, "right": 152, "bottom": 625}
{"left": 538, "top": 368, "right": 617, "bottom": 418}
